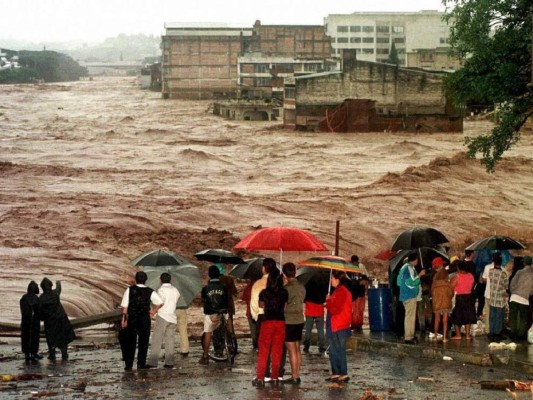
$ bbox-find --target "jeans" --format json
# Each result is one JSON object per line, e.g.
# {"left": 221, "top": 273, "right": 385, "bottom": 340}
{"left": 328, "top": 329, "right": 350, "bottom": 376}
{"left": 304, "top": 316, "right": 326, "bottom": 350}
{"left": 489, "top": 306, "right": 504, "bottom": 336}
{"left": 176, "top": 308, "right": 189, "bottom": 354}
{"left": 417, "top": 294, "right": 432, "bottom": 332}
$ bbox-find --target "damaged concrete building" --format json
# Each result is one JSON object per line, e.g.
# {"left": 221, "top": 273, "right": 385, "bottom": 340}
{"left": 161, "top": 21, "right": 336, "bottom": 105}
{"left": 283, "top": 50, "right": 463, "bottom": 132}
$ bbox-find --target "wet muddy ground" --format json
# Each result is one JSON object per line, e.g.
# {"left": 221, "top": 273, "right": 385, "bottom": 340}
{"left": 1, "top": 334, "right": 531, "bottom": 399}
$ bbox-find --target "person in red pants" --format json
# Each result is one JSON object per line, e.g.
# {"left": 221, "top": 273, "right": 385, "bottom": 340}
{"left": 252, "top": 267, "right": 288, "bottom": 388}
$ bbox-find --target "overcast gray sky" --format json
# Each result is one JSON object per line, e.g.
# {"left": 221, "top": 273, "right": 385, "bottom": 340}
{"left": 2, "top": 0, "right": 446, "bottom": 43}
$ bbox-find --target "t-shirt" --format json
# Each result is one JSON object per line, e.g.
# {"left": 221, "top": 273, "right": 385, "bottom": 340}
{"left": 482, "top": 263, "right": 495, "bottom": 298}
{"left": 156, "top": 283, "right": 180, "bottom": 324}
{"left": 284, "top": 279, "right": 305, "bottom": 325}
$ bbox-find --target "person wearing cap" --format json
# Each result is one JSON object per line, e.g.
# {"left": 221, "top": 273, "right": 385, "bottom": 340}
{"left": 430, "top": 257, "right": 453, "bottom": 342}
{"left": 509, "top": 256, "right": 533, "bottom": 340}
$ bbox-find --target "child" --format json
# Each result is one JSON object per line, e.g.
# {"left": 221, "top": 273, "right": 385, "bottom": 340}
{"left": 430, "top": 258, "right": 453, "bottom": 342}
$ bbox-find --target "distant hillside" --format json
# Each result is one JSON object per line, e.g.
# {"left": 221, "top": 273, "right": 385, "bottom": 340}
{"left": 0, "top": 50, "right": 88, "bottom": 84}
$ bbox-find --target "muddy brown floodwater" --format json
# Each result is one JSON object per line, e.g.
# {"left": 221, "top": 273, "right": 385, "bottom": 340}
{"left": 1, "top": 77, "right": 532, "bottom": 331}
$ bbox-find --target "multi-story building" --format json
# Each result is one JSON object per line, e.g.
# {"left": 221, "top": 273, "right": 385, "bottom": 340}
{"left": 161, "top": 21, "right": 335, "bottom": 100}
{"left": 324, "top": 10, "right": 456, "bottom": 69}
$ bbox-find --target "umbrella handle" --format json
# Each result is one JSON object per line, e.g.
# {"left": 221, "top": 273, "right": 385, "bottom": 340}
{"left": 328, "top": 269, "right": 332, "bottom": 294}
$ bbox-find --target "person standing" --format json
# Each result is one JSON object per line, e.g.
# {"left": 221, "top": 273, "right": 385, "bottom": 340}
{"left": 214, "top": 266, "right": 238, "bottom": 357}
{"left": 120, "top": 271, "right": 163, "bottom": 371}
{"left": 509, "top": 256, "right": 533, "bottom": 340}
{"left": 303, "top": 278, "right": 327, "bottom": 353}
{"left": 146, "top": 273, "right": 180, "bottom": 368}
{"left": 480, "top": 252, "right": 501, "bottom": 333}
{"left": 487, "top": 258, "right": 509, "bottom": 341}
{"left": 20, "top": 281, "right": 42, "bottom": 362}
{"left": 430, "top": 259, "right": 453, "bottom": 342}
{"left": 39, "top": 278, "right": 76, "bottom": 361}
{"left": 252, "top": 267, "right": 288, "bottom": 387}
{"left": 241, "top": 279, "right": 258, "bottom": 351}
{"left": 397, "top": 253, "right": 426, "bottom": 344}
{"left": 325, "top": 270, "right": 352, "bottom": 384}
{"left": 251, "top": 258, "right": 276, "bottom": 345}
{"left": 450, "top": 261, "right": 477, "bottom": 340}
{"left": 282, "top": 262, "right": 306, "bottom": 385}
{"left": 176, "top": 306, "right": 190, "bottom": 358}
{"left": 199, "top": 265, "right": 229, "bottom": 365}
{"left": 349, "top": 255, "right": 368, "bottom": 332}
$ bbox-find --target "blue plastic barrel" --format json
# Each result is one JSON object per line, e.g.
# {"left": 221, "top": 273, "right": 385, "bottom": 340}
{"left": 368, "top": 286, "right": 393, "bottom": 331}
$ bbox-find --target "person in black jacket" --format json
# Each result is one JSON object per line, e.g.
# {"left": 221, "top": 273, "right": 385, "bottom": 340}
{"left": 39, "top": 278, "right": 76, "bottom": 361}
{"left": 20, "top": 281, "right": 42, "bottom": 362}
{"left": 199, "top": 265, "right": 228, "bottom": 365}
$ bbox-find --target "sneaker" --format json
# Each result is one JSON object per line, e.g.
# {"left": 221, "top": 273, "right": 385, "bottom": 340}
{"left": 180, "top": 352, "right": 189, "bottom": 358}
{"left": 264, "top": 377, "right": 272, "bottom": 382}
{"left": 429, "top": 332, "right": 435, "bottom": 339}
{"left": 198, "top": 356, "right": 209, "bottom": 365}
{"left": 404, "top": 339, "right": 417, "bottom": 345}
{"left": 163, "top": 364, "right": 173, "bottom": 369}
{"left": 303, "top": 347, "right": 310, "bottom": 353}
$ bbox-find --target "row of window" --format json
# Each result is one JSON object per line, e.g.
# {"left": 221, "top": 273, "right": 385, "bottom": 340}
{"left": 337, "top": 25, "right": 405, "bottom": 33}
{"left": 249, "top": 63, "right": 323, "bottom": 73}
{"left": 336, "top": 37, "right": 405, "bottom": 44}
{"left": 333, "top": 47, "right": 406, "bottom": 55}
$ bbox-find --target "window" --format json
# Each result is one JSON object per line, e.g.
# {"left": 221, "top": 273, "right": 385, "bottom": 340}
{"left": 392, "top": 26, "right": 404, "bottom": 33}
{"left": 285, "top": 87, "right": 295, "bottom": 99}
{"left": 254, "top": 64, "right": 269, "bottom": 73}
{"left": 350, "top": 26, "right": 361, "bottom": 32}
{"left": 440, "top": 37, "right": 450, "bottom": 44}
{"left": 362, "top": 48, "right": 374, "bottom": 54}
{"left": 362, "top": 26, "right": 374, "bottom": 33}
{"left": 362, "top": 37, "right": 374, "bottom": 43}
{"left": 337, "top": 37, "right": 349, "bottom": 43}
{"left": 350, "top": 37, "right": 362, "bottom": 43}
{"left": 255, "top": 77, "right": 271, "bottom": 86}
{"left": 337, "top": 26, "right": 349, "bottom": 33}
{"left": 304, "top": 63, "right": 321, "bottom": 72}
{"left": 393, "top": 37, "right": 405, "bottom": 44}
{"left": 376, "top": 25, "right": 389, "bottom": 33}
{"left": 376, "top": 37, "right": 389, "bottom": 44}
{"left": 377, "top": 48, "right": 389, "bottom": 54}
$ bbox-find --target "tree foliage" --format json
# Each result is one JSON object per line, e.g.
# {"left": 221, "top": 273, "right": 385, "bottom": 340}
{"left": 0, "top": 51, "right": 88, "bottom": 84}
{"left": 443, "top": 0, "right": 533, "bottom": 172}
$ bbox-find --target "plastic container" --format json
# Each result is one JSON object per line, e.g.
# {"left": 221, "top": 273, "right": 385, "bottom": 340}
{"left": 368, "top": 285, "right": 393, "bottom": 332}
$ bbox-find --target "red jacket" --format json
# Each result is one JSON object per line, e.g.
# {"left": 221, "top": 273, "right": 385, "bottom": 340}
{"left": 326, "top": 285, "right": 352, "bottom": 332}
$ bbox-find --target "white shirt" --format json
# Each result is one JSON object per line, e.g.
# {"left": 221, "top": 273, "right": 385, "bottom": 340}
{"left": 156, "top": 283, "right": 180, "bottom": 324}
{"left": 250, "top": 274, "right": 268, "bottom": 321}
{"left": 121, "top": 284, "right": 163, "bottom": 308}
{"left": 482, "top": 263, "right": 494, "bottom": 298}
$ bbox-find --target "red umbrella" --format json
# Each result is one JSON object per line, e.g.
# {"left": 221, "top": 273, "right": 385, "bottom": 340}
{"left": 374, "top": 249, "right": 398, "bottom": 261}
{"left": 234, "top": 226, "right": 328, "bottom": 264}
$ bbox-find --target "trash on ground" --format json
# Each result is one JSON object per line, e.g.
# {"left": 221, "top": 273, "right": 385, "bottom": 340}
{"left": 443, "top": 356, "right": 453, "bottom": 361}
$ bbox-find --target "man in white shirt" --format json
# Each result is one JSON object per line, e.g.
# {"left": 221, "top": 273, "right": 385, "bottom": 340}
{"left": 146, "top": 273, "right": 180, "bottom": 368}
{"left": 120, "top": 271, "right": 163, "bottom": 371}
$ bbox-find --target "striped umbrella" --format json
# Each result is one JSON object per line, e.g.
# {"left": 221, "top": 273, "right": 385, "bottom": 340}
{"left": 297, "top": 255, "right": 365, "bottom": 274}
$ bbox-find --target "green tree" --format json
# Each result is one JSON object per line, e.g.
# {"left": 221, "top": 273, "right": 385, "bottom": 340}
{"left": 443, "top": 0, "right": 532, "bottom": 172}
{"left": 386, "top": 42, "right": 400, "bottom": 65}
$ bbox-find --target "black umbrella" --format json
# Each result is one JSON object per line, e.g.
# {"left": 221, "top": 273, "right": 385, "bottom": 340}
{"left": 143, "top": 264, "right": 202, "bottom": 308}
{"left": 391, "top": 226, "right": 448, "bottom": 251}
{"left": 229, "top": 258, "right": 265, "bottom": 281}
{"left": 389, "top": 246, "right": 449, "bottom": 273}
{"left": 296, "top": 266, "right": 330, "bottom": 301}
{"left": 465, "top": 235, "right": 526, "bottom": 251}
{"left": 131, "top": 249, "right": 191, "bottom": 267}
{"left": 195, "top": 249, "right": 244, "bottom": 264}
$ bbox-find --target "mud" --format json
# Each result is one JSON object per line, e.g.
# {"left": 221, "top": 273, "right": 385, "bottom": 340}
{"left": 1, "top": 77, "right": 532, "bottom": 328}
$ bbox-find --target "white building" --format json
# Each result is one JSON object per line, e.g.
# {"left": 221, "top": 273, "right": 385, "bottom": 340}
{"left": 324, "top": 10, "right": 452, "bottom": 68}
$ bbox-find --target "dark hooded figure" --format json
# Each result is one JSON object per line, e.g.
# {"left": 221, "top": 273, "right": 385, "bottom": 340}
{"left": 39, "top": 278, "right": 76, "bottom": 360}
{"left": 20, "top": 281, "right": 42, "bottom": 361}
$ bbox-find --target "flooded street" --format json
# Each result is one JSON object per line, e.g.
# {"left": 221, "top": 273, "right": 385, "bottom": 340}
{"left": 0, "top": 336, "right": 530, "bottom": 399}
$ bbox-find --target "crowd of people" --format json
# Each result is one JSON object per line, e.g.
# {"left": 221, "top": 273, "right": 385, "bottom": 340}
{"left": 19, "top": 249, "right": 533, "bottom": 387}
{"left": 395, "top": 250, "right": 533, "bottom": 344}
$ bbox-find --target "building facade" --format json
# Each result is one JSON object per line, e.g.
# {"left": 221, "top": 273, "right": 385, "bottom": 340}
{"left": 324, "top": 10, "right": 456, "bottom": 70}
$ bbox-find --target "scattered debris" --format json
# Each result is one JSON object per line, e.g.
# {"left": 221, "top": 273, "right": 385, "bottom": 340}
{"left": 488, "top": 342, "right": 518, "bottom": 350}
{"left": 476, "top": 380, "right": 533, "bottom": 391}
{"left": 417, "top": 377, "right": 435, "bottom": 382}
{"left": 443, "top": 356, "right": 453, "bottom": 361}
{"left": 357, "top": 390, "right": 383, "bottom": 400}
